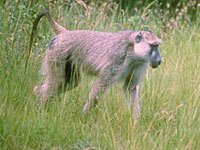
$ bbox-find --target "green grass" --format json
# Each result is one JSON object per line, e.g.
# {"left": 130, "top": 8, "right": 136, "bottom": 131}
{"left": 1, "top": 2, "right": 200, "bottom": 150}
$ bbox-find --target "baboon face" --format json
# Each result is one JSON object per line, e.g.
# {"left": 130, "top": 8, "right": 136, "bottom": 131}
{"left": 130, "top": 31, "right": 162, "bottom": 68}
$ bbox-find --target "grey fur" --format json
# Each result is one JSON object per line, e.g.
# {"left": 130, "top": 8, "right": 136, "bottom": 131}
{"left": 32, "top": 10, "right": 162, "bottom": 119}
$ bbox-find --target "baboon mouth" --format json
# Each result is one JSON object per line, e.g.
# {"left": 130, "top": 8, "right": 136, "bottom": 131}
{"left": 150, "top": 61, "right": 161, "bottom": 69}
{"left": 150, "top": 64, "right": 159, "bottom": 69}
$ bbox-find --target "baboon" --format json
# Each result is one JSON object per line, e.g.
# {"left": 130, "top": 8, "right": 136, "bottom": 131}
{"left": 31, "top": 10, "right": 162, "bottom": 118}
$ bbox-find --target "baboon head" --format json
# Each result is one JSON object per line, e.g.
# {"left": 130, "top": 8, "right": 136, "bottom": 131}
{"left": 129, "top": 31, "right": 162, "bottom": 68}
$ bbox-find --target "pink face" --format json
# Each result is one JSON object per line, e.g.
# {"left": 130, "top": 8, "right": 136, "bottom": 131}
{"left": 131, "top": 31, "right": 162, "bottom": 68}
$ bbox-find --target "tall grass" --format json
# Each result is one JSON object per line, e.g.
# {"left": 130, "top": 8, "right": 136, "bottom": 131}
{"left": 0, "top": 1, "right": 200, "bottom": 149}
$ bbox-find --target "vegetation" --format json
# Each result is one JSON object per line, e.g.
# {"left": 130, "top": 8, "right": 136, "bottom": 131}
{"left": 0, "top": 1, "right": 200, "bottom": 149}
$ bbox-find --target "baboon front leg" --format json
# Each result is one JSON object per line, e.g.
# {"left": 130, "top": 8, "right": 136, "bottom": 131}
{"left": 123, "top": 74, "right": 141, "bottom": 119}
{"left": 124, "top": 65, "right": 147, "bottom": 119}
{"left": 124, "top": 83, "right": 140, "bottom": 119}
{"left": 129, "top": 84, "right": 140, "bottom": 119}
{"left": 83, "top": 79, "right": 107, "bottom": 113}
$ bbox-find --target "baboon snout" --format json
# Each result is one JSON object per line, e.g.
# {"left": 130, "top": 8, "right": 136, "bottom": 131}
{"left": 149, "top": 48, "right": 162, "bottom": 69}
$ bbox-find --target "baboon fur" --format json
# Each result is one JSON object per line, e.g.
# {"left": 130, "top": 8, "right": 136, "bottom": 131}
{"left": 32, "top": 10, "right": 162, "bottom": 118}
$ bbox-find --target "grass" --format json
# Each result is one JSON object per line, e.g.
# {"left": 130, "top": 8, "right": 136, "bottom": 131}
{"left": 1, "top": 1, "right": 200, "bottom": 149}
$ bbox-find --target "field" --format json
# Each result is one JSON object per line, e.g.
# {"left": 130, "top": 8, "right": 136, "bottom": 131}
{"left": 0, "top": 1, "right": 200, "bottom": 150}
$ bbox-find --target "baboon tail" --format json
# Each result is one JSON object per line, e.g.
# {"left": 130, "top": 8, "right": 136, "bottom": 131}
{"left": 26, "top": 10, "right": 66, "bottom": 71}
{"left": 29, "top": 10, "right": 66, "bottom": 46}
{"left": 43, "top": 10, "right": 67, "bottom": 34}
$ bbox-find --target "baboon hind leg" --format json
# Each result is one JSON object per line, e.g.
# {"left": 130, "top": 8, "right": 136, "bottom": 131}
{"left": 34, "top": 55, "right": 66, "bottom": 104}
{"left": 83, "top": 79, "right": 106, "bottom": 113}
{"left": 83, "top": 74, "right": 119, "bottom": 113}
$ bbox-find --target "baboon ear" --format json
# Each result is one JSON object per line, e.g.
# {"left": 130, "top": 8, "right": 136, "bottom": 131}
{"left": 135, "top": 32, "right": 143, "bottom": 43}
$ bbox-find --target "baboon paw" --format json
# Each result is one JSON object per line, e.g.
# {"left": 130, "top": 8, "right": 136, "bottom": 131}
{"left": 83, "top": 102, "right": 91, "bottom": 113}
{"left": 34, "top": 85, "right": 40, "bottom": 95}
{"left": 134, "top": 110, "right": 141, "bottom": 119}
